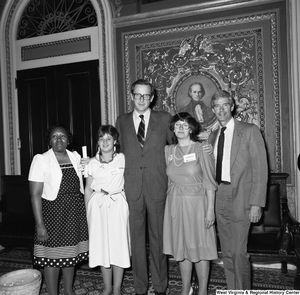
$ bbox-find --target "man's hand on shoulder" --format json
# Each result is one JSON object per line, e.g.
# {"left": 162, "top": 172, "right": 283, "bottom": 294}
{"left": 249, "top": 205, "right": 262, "bottom": 223}
{"left": 202, "top": 143, "right": 213, "bottom": 154}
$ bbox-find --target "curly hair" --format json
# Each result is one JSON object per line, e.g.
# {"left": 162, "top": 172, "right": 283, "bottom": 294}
{"left": 46, "top": 123, "right": 73, "bottom": 146}
{"left": 96, "top": 125, "right": 120, "bottom": 155}
{"left": 169, "top": 112, "right": 201, "bottom": 144}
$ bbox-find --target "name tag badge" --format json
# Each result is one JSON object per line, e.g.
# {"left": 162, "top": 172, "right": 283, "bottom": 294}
{"left": 183, "top": 153, "right": 196, "bottom": 163}
{"left": 110, "top": 168, "right": 121, "bottom": 175}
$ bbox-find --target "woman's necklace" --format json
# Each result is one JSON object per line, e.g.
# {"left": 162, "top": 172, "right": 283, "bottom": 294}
{"left": 173, "top": 141, "right": 193, "bottom": 167}
{"left": 96, "top": 152, "right": 116, "bottom": 164}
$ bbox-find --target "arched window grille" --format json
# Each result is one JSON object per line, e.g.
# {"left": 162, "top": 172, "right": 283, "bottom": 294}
{"left": 17, "top": 0, "right": 98, "bottom": 40}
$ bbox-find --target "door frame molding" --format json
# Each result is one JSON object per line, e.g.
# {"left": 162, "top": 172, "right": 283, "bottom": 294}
{"left": 0, "top": 0, "right": 117, "bottom": 175}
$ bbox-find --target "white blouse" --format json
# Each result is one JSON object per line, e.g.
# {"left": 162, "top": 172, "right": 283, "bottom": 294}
{"left": 28, "top": 148, "right": 84, "bottom": 201}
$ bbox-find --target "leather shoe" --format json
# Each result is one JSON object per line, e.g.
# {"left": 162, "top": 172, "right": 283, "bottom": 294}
{"left": 154, "top": 292, "right": 166, "bottom": 295}
{"left": 136, "top": 293, "right": 147, "bottom": 295}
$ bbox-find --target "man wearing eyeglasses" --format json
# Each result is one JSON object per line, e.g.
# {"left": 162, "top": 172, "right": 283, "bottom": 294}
{"left": 116, "top": 79, "right": 173, "bottom": 295}
{"left": 208, "top": 90, "right": 268, "bottom": 290}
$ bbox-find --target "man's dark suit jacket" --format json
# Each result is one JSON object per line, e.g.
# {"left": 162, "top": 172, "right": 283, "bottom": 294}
{"left": 116, "top": 110, "right": 173, "bottom": 201}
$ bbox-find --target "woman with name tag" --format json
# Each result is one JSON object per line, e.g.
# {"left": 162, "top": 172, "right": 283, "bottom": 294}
{"left": 163, "top": 112, "right": 218, "bottom": 295}
{"left": 84, "top": 125, "right": 130, "bottom": 295}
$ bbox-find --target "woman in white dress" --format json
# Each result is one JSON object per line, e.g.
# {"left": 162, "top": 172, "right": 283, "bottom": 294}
{"left": 84, "top": 125, "right": 130, "bottom": 295}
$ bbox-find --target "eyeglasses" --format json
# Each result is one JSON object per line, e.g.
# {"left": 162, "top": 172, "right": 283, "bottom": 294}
{"left": 212, "top": 103, "right": 231, "bottom": 111}
{"left": 174, "top": 122, "right": 190, "bottom": 130}
{"left": 133, "top": 93, "right": 152, "bottom": 101}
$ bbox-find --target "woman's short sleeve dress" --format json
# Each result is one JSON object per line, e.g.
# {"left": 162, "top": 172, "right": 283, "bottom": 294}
{"left": 163, "top": 141, "right": 218, "bottom": 262}
{"left": 86, "top": 153, "right": 130, "bottom": 268}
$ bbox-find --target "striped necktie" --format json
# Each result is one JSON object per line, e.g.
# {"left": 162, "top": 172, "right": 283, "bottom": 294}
{"left": 216, "top": 127, "right": 226, "bottom": 184}
{"left": 137, "top": 115, "right": 145, "bottom": 147}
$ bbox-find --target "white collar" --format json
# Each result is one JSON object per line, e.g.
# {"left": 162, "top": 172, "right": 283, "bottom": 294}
{"left": 133, "top": 108, "right": 151, "bottom": 121}
{"left": 218, "top": 117, "right": 234, "bottom": 132}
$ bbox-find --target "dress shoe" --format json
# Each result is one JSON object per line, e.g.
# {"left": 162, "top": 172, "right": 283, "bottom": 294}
{"left": 136, "top": 293, "right": 147, "bottom": 295}
{"left": 154, "top": 292, "right": 166, "bottom": 295}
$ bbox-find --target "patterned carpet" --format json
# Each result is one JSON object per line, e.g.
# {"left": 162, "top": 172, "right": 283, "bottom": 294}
{"left": 0, "top": 248, "right": 296, "bottom": 294}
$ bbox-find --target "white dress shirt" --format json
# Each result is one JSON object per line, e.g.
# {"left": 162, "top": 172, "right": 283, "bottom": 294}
{"left": 213, "top": 118, "right": 235, "bottom": 182}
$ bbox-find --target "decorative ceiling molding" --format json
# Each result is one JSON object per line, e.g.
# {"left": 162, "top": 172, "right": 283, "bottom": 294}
{"left": 113, "top": 0, "right": 282, "bottom": 26}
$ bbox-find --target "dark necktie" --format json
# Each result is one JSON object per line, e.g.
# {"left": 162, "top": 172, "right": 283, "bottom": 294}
{"left": 216, "top": 127, "right": 226, "bottom": 185}
{"left": 137, "top": 115, "right": 145, "bottom": 147}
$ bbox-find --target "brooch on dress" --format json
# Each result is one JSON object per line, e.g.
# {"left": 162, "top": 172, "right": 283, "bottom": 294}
{"left": 168, "top": 155, "right": 173, "bottom": 162}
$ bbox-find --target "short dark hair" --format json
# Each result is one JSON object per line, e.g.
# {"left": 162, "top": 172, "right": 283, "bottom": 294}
{"left": 46, "top": 123, "right": 73, "bottom": 145}
{"left": 96, "top": 124, "right": 120, "bottom": 154}
{"left": 131, "top": 79, "right": 154, "bottom": 96}
{"left": 170, "top": 112, "right": 201, "bottom": 144}
{"left": 211, "top": 90, "right": 234, "bottom": 108}
{"left": 188, "top": 82, "right": 206, "bottom": 98}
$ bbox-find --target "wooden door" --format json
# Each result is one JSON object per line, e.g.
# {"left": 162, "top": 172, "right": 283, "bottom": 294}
{"left": 17, "top": 60, "right": 101, "bottom": 175}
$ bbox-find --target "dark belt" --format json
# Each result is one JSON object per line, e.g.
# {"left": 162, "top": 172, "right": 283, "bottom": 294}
{"left": 220, "top": 181, "right": 231, "bottom": 185}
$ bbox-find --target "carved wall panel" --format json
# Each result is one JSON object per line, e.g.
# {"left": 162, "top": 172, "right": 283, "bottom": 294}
{"left": 134, "top": 32, "right": 263, "bottom": 141}
{"left": 116, "top": 4, "right": 292, "bottom": 182}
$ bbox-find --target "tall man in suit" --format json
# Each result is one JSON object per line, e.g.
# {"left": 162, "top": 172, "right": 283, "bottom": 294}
{"left": 116, "top": 79, "right": 173, "bottom": 295}
{"left": 208, "top": 90, "right": 268, "bottom": 290}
